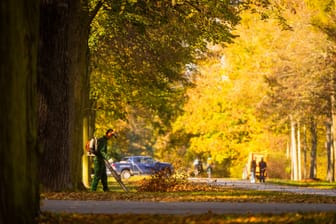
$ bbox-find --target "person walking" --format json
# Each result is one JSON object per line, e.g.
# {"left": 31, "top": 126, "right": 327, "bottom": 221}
{"left": 250, "top": 159, "right": 257, "bottom": 183}
{"left": 206, "top": 157, "right": 214, "bottom": 180}
{"left": 91, "top": 128, "right": 117, "bottom": 192}
{"left": 193, "top": 158, "right": 203, "bottom": 176}
{"left": 258, "top": 157, "right": 267, "bottom": 183}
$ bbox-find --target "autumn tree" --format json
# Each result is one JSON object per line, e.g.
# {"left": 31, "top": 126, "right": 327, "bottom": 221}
{"left": 308, "top": 0, "right": 336, "bottom": 181}
{"left": 168, "top": 0, "right": 335, "bottom": 180}
{"left": 88, "top": 0, "right": 240, "bottom": 158}
{"left": 0, "top": 0, "right": 39, "bottom": 222}
{"left": 170, "top": 21, "right": 277, "bottom": 177}
{"left": 260, "top": 0, "right": 335, "bottom": 180}
{"left": 36, "top": 0, "right": 241, "bottom": 190}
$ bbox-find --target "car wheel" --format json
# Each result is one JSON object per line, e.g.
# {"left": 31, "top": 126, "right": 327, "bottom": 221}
{"left": 162, "top": 167, "right": 172, "bottom": 177}
{"left": 121, "top": 169, "right": 131, "bottom": 179}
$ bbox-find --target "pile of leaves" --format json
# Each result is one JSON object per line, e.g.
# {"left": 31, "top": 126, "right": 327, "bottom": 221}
{"left": 136, "top": 171, "right": 223, "bottom": 192}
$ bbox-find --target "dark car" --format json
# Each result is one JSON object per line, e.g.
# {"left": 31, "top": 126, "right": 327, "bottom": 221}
{"left": 109, "top": 156, "right": 174, "bottom": 179}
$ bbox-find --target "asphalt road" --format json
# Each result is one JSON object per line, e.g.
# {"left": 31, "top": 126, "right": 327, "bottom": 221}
{"left": 41, "top": 179, "right": 336, "bottom": 215}
{"left": 41, "top": 200, "right": 336, "bottom": 215}
{"left": 191, "top": 178, "right": 336, "bottom": 197}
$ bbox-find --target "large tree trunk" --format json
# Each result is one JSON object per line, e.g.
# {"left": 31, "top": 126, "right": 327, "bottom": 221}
{"left": 68, "top": 0, "right": 90, "bottom": 191}
{"left": 82, "top": 1, "right": 104, "bottom": 188}
{"left": 38, "top": 0, "right": 89, "bottom": 191}
{"left": 0, "top": 0, "right": 39, "bottom": 222}
{"left": 82, "top": 99, "right": 96, "bottom": 187}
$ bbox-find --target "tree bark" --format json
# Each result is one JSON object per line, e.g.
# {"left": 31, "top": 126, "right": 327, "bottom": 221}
{"left": 290, "top": 116, "right": 298, "bottom": 180}
{"left": 38, "top": 0, "right": 89, "bottom": 191}
{"left": 331, "top": 94, "right": 336, "bottom": 181}
{"left": 0, "top": 0, "right": 39, "bottom": 222}
{"left": 68, "top": 0, "right": 90, "bottom": 191}
{"left": 303, "top": 124, "right": 308, "bottom": 179}
{"left": 326, "top": 121, "right": 333, "bottom": 182}
{"left": 297, "top": 121, "right": 301, "bottom": 180}
{"left": 82, "top": 1, "right": 104, "bottom": 188}
{"left": 309, "top": 117, "right": 318, "bottom": 179}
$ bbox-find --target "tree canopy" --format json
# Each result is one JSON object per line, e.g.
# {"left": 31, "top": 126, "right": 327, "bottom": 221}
{"left": 88, "top": 0, "right": 240, "bottom": 155}
{"left": 162, "top": 0, "right": 336, "bottom": 178}
{"left": 85, "top": 0, "right": 336, "bottom": 180}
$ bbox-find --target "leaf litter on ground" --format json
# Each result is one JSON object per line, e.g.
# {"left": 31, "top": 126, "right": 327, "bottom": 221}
{"left": 39, "top": 176, "right": 336, "bottom": 223}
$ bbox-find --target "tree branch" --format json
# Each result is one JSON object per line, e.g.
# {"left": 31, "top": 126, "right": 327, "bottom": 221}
{"left": 88, "top": 0, "right": 103, "bottom": 26}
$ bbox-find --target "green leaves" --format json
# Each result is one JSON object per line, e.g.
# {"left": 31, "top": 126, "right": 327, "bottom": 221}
{"left": 88, "top": 0, "right": 240, "bottom": 155}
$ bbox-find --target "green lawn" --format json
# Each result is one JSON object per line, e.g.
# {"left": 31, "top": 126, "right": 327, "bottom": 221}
{"left": 267, "top": 178, "right": 336, "bottom": 189}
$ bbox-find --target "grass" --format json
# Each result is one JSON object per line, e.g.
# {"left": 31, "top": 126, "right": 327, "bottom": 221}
{"left": 267, "top": 178, "right": 336, "bottom": 189}
{"left": 39, "top": 176, "right": 336, "bottom": 223}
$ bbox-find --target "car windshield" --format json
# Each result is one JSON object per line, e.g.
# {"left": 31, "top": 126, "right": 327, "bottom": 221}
{"left": 141, "top": 157, "right": 154, "bottom": 164}
{"left": 120, "top": 157, "right": 129, "bottom": 162}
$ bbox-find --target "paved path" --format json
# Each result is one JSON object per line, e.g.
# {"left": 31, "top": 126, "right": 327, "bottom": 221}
{"left": 190, "top": 178, "right": 336, "bottom": 197}
{"left": 41, "top": 179, "right": 336, "bottom": 215}
{"left": 41, "top": 200, "right": 336, "bottom": 215}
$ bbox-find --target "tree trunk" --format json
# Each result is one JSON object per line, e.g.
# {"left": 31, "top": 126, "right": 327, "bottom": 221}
{"left": 82, "top": 101, "right": 96, "bottom": 187}
{"left": 290, "top": 116, "right": 298, "bottom": 180}
{"left": 0, "top": 0, "right": 39, "bottom": 222}
{"left": 38, "top": 0, "right": 89, "bottom": 191}
{"left": 81, "top": 2, "right": 104, "bottom": 188}
{"left": 303, "top": 124, "right": 308, "bottom": 179}
{"left": 331, "top": 94, "right": 336, "bottom": 181}
{"left": 68, "top": 0, "right": 90, "bottom": 191}
{"left": 326, "top": 121, "right": 333, "bottom": 182}
{"left": 309, "top": 117, "right": 318, "bottom": 179}
{"left": 297, "top": 121, "right": 301, "bottom": 180}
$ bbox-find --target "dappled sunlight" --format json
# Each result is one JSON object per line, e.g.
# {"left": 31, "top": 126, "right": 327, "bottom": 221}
{"left": 41, "top": 178, "right": 336, "bottom": 204}
{"left": 159, "top": 194, "right": 264, "bottom": 202}
{"left": 40, "top": 178, "right": 336, "bottom": 223}
{"left": 38, "top": 212, "right": 336, "bottom": 224}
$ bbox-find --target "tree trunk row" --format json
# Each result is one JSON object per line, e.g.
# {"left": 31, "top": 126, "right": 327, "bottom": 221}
{"left": 290, "top": 116, "right": 319, "bottom": 181}
{"left": 1, "top": 0, "right": 102, "bottom": 221}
